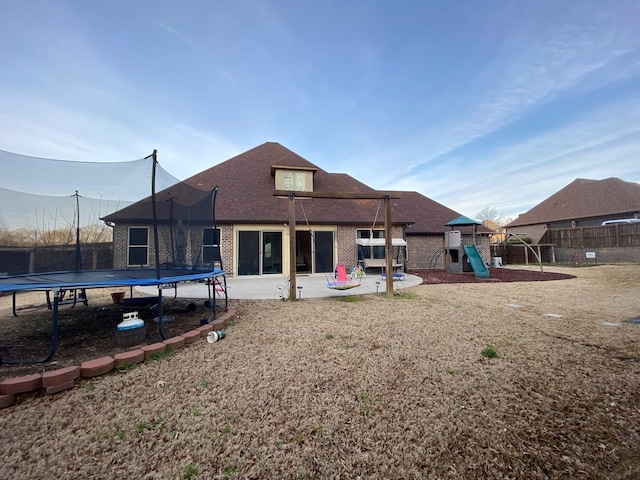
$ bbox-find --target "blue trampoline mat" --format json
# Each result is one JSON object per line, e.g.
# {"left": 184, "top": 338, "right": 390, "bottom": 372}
{"left": 0, "top": 267, "right": 225, "bottom": 293}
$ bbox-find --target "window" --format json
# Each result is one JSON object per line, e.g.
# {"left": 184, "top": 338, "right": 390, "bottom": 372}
{"left": 274, "top": 168, "right": 314, "bottom": 192}
{"left": 128, "top": 227, "right": 149, "bottom": 266}
{"left": 357, "top": 229, "right": 385, "bottom": 259}
{"left": 283, "top": 171, "right": 307, "bottom": 191}
{"left": 202, "top": 228, "right": 221, "bottom": 264}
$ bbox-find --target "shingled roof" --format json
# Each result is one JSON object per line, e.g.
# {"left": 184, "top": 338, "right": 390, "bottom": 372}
{"left": 507, "top": 178, "right": 640, "bottom": 227}
{"left": 104, "top": 142, "right": 493, "bottom": 234}
{"left": 104, "top": 143, "right": 404, "bottom": 226}
{"left": 386, "top": 191, "right": 490, "bottom": 235}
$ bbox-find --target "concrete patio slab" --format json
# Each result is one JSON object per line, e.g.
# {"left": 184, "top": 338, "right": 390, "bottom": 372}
{"left": 138, "top": 273, "right": 422, "bottom": 300}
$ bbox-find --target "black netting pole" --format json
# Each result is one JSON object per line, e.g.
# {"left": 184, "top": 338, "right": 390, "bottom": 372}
{"left": 210, "top": 186, "right": 223, "bottom": 318}
{"left": 151, "top": 150, "right": 160, "bottom": 279}
{"left": 211, "top": 186, "right": 220, "bottom": 268}
{"left": 150, "top": 150, "right": 166, "bottom": 339}
{"left": 75, "top": 190, "right": 81, "bottom": 272}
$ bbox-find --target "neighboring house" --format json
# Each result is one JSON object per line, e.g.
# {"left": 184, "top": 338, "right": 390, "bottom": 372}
{"left": 103, "top": 142, "right": 491, "bottom": 276}
{"left": 505, "top": 178, "right": 640, "bottom": 243}
{"left": 503, "top": 178, "right": 640, "bottom": 265}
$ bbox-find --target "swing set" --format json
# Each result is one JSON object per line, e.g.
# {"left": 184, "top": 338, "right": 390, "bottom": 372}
{"left": 299, "top": 199, "right": 361, "bottom": 290}
{"left": 274, "top": 189, "right": 402, "bottom": 300}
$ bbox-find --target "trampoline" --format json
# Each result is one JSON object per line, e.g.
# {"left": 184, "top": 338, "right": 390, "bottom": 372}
{"left": 0, "top": 267, "right": 224, "bottom": 293}
{"left": 0, "top": 267, "right": 226, "bottom": 365}
{"left": 0, "top": 149, "right": 228, "bottom": 365}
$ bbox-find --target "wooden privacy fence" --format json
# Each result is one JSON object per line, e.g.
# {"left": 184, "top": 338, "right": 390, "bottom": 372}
{"left": 0, "top": 243, "right": 113, "bottom": 275}
{"left": 541, "top": 223, "right": 640, "bottom": 248}
{"left": 491, "top": 244, "right": 555, "bottom": 266}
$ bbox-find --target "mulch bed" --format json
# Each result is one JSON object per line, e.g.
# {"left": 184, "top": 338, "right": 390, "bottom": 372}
{"left": 0, "top": 295, "right": 228, "bottom": 382}
{"left": 411, "top": 267, "right": 576, "bottom": 284}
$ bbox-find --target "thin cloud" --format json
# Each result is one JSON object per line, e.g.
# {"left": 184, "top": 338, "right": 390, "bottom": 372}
{"left": 155, "top": 21, "right": 212, "bottom": 58}
{"left": 1, "top": 0, "right": 638, "bottom": 226}
{"left": 389, "top": 97, "right": 640, "bottom": 219}
{"left": 356, "top": 11, "right": 640, "bottom": 188}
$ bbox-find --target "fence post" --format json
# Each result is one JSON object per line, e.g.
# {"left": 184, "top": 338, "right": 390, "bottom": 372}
{"left": 29, "top": 248, "right": 36, "bottom": 273}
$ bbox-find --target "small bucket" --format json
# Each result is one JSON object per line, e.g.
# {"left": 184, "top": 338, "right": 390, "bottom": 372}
{"left": 206, "top": 330, "right": 226, "bottom": 343}
{"left": 111, "top": 291, "right": 126, "bottom": 304}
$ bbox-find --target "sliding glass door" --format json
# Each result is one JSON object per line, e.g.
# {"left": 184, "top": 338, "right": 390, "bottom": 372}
{"left": 315, "top": 230, "right": 334, "bottom": 273}
{"left": 237, "top": 230, "right": 283, "bottom": 275}
{"left": 262, "top": 231, "right": 283, "bottom": 274}
{"left": 237, "top": 229, "right": 334, "bottom": 275}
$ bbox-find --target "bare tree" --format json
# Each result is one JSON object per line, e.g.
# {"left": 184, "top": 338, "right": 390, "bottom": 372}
{"left": 476, "top": 206, "right": 504, "bottom": 231}
{"left": 476, "top": 206, "right": 516, "bottom": 243}
{"left": 0, "top": 227, "right": 37, "bottom": 246}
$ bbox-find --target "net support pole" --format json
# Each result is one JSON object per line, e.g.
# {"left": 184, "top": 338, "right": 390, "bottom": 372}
{"left": 150, "top": 149, "right": 166, "bottom": 339}
{"left": 75, "top": 191, "right": 81, "bottom": 272}
{"left": 288, "top": 192, "right": 297, "bottom": 301}
{"left": 151, "top": 150, "right": 160, "bottom": 279}
{"left": 384, "top": 195, "right": 393, "bottom": 297}
{"left": 211, "top": 187, "right": 220, "bottom": 319}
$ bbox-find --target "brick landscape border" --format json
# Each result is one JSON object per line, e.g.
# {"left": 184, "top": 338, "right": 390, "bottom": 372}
{"left": 0, "top": 307, "right": 236, "bottom": 409}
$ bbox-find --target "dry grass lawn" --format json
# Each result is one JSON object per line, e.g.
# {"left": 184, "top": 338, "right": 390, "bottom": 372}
{"left": 1, "top": 265, "right": 640, "bottom": 479}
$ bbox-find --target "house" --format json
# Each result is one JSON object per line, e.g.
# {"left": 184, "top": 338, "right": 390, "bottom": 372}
{"left": 505, "top": 178, "right": 640, "bottom": 243}
{"left": 103, "top": 142, "right": 492, "bottom": 276}
{"left": 503, "top": 178, "right": 640, "bottom": 265}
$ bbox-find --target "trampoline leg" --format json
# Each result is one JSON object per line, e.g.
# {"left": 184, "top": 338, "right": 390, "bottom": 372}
{"left": 0, "top": 289, "right": 59, "bottom": 365}
{"left": 41, "top": 292, "right": 60, "bottom": 363}
{"left": 12, "top": 291, "right": 18, "bottom": 317}
{"left": 212, "top": 282, "right": 217, "bottom": 320}
{"left": 157, "top": 289, "right": 166, "bottom": 340}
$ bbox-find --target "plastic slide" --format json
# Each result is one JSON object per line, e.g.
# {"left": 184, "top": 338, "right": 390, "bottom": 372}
{"left": 462, "top": 245, "right": 490, "bottom": 278}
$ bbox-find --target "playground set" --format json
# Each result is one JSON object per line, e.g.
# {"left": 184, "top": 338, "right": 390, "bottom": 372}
{"left": 443, "top": 216, "right": 490, "bottom": 279}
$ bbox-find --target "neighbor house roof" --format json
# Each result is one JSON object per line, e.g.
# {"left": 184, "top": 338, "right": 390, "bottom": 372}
{"left": 506, "top": 178, "right": 640, "bottom": 227}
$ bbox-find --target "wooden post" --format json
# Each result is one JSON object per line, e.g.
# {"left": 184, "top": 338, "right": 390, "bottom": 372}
{"left": 29, "top": 248, "right": 36, "bottom": 274}
{"left": 384, "top": 195, "right": 393, "bottom": 297}
{"left": 288, "top": 193, "right": 297, "bottom": 301}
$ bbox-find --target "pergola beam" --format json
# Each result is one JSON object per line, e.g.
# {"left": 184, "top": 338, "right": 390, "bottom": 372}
{"left": 274, "top": 190, "right": 401, "bottom": 200}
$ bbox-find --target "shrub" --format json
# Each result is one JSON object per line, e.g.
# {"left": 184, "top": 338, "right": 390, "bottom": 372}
{"left": 481, "top": 345, "right": 498, "bottom": 358}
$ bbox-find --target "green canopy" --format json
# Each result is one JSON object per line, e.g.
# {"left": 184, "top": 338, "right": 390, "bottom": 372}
{"left": 445, "top": 215, "right": 482, "bottom": 226}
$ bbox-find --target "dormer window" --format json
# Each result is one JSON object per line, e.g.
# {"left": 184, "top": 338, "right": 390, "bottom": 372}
{"left": 272, "top": 165, "right": 316, "bottom": 192}
{"left": 283, "top": 171, "right": 307, "bottom": 191}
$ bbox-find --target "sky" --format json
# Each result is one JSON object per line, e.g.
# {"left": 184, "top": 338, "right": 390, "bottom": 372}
{"left": 1, "top": 0, "right": 639, "bottom": 223}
